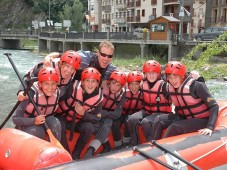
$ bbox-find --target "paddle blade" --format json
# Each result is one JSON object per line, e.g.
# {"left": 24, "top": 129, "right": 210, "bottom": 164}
{"left": 46, "top": 129, "right": 65, "bottom": 150}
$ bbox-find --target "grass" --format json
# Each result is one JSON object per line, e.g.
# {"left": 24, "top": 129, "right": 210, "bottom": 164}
{"left": 112, "top": 55, "right": 167, "bottom": 72}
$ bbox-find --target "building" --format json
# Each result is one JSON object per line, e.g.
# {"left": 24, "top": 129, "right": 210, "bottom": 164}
{"left": 210, "top": 0, "right": 227, "bottom": 27}
{"left": 87, "top": 0, "right": 208, "bottom": 39}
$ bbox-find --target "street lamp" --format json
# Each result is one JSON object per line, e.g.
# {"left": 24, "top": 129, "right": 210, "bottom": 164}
{"left": 178, "top": 0, "right": 184, "bottom": 42}
{"left": 49, "top": 0, "right": 50, "bottom": 31}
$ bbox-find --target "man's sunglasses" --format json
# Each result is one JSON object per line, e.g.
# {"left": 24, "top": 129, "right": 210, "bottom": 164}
{"left": 99, "top": 51, "right": 113, "bottom": 58}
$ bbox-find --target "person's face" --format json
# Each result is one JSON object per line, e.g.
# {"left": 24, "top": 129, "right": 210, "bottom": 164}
{"left": 98, "top": 47, "right": 113, "bottom": 68}
{"left": 167, "top": 74, "right": 183, "bottom": 89}
{"left": 39, "top": 80, "right": 58, "bottom": 96}
{"left": 81, "top": 78, "right": 99, "bottom": 94}
{"left": 145, "top": 72, "right": 159, "bottom": 83}
{"left": 128, "top": 81, "right": 140, "bottom": 94}
{"left": 60, "top": 63, "right": 76, "bottom": 79}
{"left": 109, "top": 80, "right": 122, "bottom": 94}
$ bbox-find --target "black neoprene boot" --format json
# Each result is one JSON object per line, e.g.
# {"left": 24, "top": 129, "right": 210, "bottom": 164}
{"left": 83, "top": 146, "right": 95, "bottom": 159}
{"left": 101, "top": 141, "right": 112, "bottom": 153}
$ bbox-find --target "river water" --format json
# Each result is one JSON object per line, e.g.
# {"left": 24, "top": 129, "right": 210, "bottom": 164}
{"left": 0, "top": 49, "right": 227, "bottom": 128}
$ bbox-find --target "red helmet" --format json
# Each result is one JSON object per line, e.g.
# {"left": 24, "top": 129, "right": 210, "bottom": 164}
{"left": 127, "top": 71, "right": 143, "bottom": 83}
{"left": 60, "top": 50, "right": 81, "bottom": 70}
{"left": 81, "top": 67, "right": 101, "bottom": 83}
{"left": 110, "top": 71, "right": 127, "bottom": 86}
{"left": 165, "top": 61, "right": 186, "bottom": 77}
{"left": 38, "top": 67, "right": 59, "bottom": 83}
{"left": 143, "top": 60, "right": 161, "bottom": 74}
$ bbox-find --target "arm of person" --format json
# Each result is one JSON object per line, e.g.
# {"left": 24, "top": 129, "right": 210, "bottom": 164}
{"left": 192, "top": 81, "right": 219, "bottom": 134}
{"left": 43, "top": 52, "right": 61, "bottom": 67}
{"left": 82, "top": 103, "right": 102, "bottom": 123}
{"left": 103, "top": 63, "right": 117, "bottom": 80}
{"left": 101, "top": 92, "right": 126, "bottom": 120}
{"left": 12, "top": 100, "right": 36, "bottom": 127}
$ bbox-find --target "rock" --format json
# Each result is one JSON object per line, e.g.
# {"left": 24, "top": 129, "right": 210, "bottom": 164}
{"left": 223, "top": 77, "right": 227, "bottom": 81}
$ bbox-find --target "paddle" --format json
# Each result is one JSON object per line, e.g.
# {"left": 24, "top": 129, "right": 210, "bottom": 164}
{"left": 133, "top": 146, "right": 177, "bottom": 170}
{"left": 0, "top": 78, "right": 37, "bottom": 129}
{"left": 4, "top": 53, "right": 64, "bottom": 149}
{"left": 151, "top": 140, "right": 201, "bottom": 170}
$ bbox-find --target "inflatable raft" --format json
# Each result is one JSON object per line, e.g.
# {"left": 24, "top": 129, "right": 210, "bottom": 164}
{"left": 0, "top": 100, "right": 227, "bottom": 170}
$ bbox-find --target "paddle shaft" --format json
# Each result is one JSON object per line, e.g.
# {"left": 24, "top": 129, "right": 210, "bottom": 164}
{"left": 0, "top": 78, "right": 37, "bottom": 129}
{"left": 5, "top": 53, "right": 56, "bottom": 130}
{"left": 152, "top": 140, "right": 201, "bottom": 170}
{"left": 133, "top": 146, "right": 177, "bottom": 170}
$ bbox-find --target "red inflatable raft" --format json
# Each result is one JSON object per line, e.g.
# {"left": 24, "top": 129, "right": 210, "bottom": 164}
{"left": 0, "top": 128, "right": 72, "bottom": 170}
{"left": 48, "top": 100, "right": 227, "bottom": 170}
{"left": 0, "top": 100, "right": 227, "bottom": 170}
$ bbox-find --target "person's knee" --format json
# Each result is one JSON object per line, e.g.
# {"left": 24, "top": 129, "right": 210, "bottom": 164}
{"left": 81, "top": 123, "right": 94, "bottom": 134}
{"left": 127, "top": 115, "right": 139, "bottom": 125}
{"left": 25, "top": 127, "right": 45, "bottom": 139}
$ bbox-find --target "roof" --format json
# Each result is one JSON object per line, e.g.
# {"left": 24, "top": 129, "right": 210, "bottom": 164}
{"left": 149, "top": 16, "right": 180, "bottom": 23}
{"left": 162, "top": 16, "right": 180, "bottom": 22}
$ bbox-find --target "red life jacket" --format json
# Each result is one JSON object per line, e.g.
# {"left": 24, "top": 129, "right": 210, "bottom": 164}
{"left": 102, "top": 87, "right": 126, "bottom": 111}
{"left": 24, "top": 82, "right": 60, "bottom": 117}
{"left": 122, "top": 89, "right": 143, "bottom": 115}
{"left": 142, "top": 80, "right": 172, "bottom": 114}
{"left": 167, "top": 77, "right": 210, "bottom": 119}
{"left": 56, "top": 80, "right": 103, "bottom": 122}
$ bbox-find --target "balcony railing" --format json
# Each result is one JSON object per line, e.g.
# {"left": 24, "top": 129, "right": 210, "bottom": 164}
{"left": 102, "top": 5, "right": 111, "bottom": 11}
{"left": 164, "top": 0, "right": 179, "bottom": 4}
{"left": 115, "top": 3, "right": 126, "bottom": 10}
{"left": 114, "top": 17, "right": 126, "bottom": 24}
{"left": 102, "top": 19, "right": 111, "bottom": 24}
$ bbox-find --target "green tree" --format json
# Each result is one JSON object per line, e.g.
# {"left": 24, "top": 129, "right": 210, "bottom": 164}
{"left": 33, "top": 0, "right": 74, "bottom": 23}
{"left": 182, "top": 32, "right": 227, "bottom": 79}
{"left": 59, "top": 0, "right": 84, "bottom": 32}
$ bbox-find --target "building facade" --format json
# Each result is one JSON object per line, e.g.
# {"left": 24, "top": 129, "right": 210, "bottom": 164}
{"left": 87, "top": 0, "right": 210, "bottom": 38}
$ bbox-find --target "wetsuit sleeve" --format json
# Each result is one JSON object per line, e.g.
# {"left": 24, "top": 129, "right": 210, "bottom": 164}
{"left": 192, "top": 81, "right": 219, "bottom": 130}
{"left": 103, "top": 63, "right": 117, "bottom": 80}
{"left": 82, "top": 103, "right": 102, "bottom": 123}
{"left": 101, "top": 92, "right": 126, "bottom": 120}
{"left": 12, "top": 100, "right": 35, "bottom": 127}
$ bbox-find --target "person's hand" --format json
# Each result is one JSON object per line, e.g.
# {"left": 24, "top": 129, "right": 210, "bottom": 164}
{"left": 34, "top": 115, "right": 46, "bottom": 125}
{"left": 17, "top": 91, "right": 28, "bottom": 101}
{"left": 74, "top": 102, "right": 85, "bottom": 116}
{"left": 190, "top": 70, "right": 200, "bottom": 80}
{"left": 198, "top": 128, "right": 213, "bottom": 136}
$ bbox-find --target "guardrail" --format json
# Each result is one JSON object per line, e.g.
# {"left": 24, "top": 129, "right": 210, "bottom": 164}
{"left": 0, "top": 29, "right": 195, "bottom": 41}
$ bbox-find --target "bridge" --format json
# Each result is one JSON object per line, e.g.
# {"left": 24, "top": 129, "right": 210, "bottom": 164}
{"left": 0, "top": 30, "right": 198, "bottom": 60}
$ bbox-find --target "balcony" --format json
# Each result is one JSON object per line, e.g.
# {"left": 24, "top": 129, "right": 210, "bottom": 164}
{"left": 115, "top": 4, "right": 126, "bottom": 10}
{"left": 114, "top": 17, "right": 126, "bottom": 24}
{"left": 164, "top": 0, "right": 179, "bottom": 5}
{"left": 127, "top": 16, "right": 135, "bottom": 22}
{"left": 127, "top": 16, "right": 140, "bottom": 22}
{"left": 102, "top": 5, "right": 111, "bottom": 12}
{"left": 102, "top": 19, "right": 111, "bottom": 24}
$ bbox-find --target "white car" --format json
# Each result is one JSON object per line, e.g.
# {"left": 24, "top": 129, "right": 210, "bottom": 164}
{"left": 133, "top": 28, "right": 149, "bottom": 39}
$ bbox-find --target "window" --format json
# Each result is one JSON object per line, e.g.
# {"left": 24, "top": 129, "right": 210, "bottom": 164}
{"left": 152, "top": 8, "right": 156, "bottom": 16}
{"left": 152, "top": 23, "right": 166, "bottom": 32}
{"left": 142, "top": 9, "right": 145, "bottom": 17}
